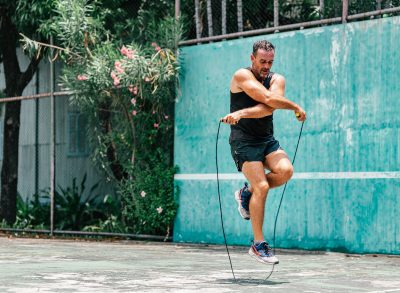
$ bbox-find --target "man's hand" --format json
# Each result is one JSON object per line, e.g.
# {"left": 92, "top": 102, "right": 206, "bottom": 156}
{"left": 294, "top": 106, "right": 306, "bottom": 122}
{"left": 221, "top": 111, "right": 242, "bottom": 125}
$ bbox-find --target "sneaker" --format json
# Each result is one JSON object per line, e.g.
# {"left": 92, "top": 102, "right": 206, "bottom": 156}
{"left": 248, "top": 241, "right": 279, "bottom": 265}
{"left": 234, "top": 183, "right": 251, "bottom": 220}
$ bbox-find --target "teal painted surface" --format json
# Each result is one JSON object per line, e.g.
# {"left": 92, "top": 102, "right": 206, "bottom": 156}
{"left": 174, "top": 16, "right": 400, "bottom": 254}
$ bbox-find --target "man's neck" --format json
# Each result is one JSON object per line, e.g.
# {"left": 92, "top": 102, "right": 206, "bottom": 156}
{"left": 249, "top": 67, "right": 264, "bottom": 82}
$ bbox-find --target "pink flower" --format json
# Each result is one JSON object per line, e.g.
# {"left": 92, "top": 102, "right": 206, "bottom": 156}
{"left": 140, "top": 190, "right": 146, "bottom": 197}
{"left": 132, "top": 110, "right": 137, "bottom": 116}
{"left": 130, "top": 98, "right": 136, "bottom": 106}
{"left": 152, "top": 110, "right": 156, "bottom": 114}
{"left": 120, "top": 46, "right": 128, "bottom": 55}
{"left": 113, "top": 77, "right": 120, "bottom": 86}
{"left": 155, "top": 46, "right": 161, "bottom": 52}
{"left": 164, "top": 115, "right": 169, "bottom": 120}
{"left": 153, "top": 123, "right": 159, "bottom": 128}
{"left": 156, "top": 207, "right": 163, "bottom": 214}
{"left": 151, "top": 42, "right": 158, "bottom": 47}
{"left": 144, "top": 77, "right": 151, "bottom": 82}
{"left": 115, "top": 61, "right": 124, "bottom": 74}
{"left": 77, "top": 74, "right": 88, "bottom": 81}
{"left": 129, "top": 85, "right": 138, "bottom": 95}
{"left": 120, "top": 45, "right": 135, "bottom": 59}
{"left": 126, "top": 51, "right": 134, "bottom": 59}
{"left": 111, "top": 71, "right": 117, "bottom": 79}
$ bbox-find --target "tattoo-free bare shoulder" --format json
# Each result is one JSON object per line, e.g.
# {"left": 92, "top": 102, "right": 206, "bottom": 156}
{"left": 269, "top": 73, "right": 286, "bottom": 95}
{"left": 230, "top": 68, "right": 256, "bottom": 93}
{"left": 270, "top": 73, "right": 285, "bottom": 86}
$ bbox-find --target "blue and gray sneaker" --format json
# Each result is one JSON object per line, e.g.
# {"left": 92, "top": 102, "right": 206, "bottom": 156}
{"left": 248, "top": 241, "right": 279, "bottom": 265}
{"left": 234, "top": 182, "right": 252, "bottom": 220}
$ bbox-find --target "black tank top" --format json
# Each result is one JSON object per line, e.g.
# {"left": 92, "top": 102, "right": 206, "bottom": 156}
{"left": 229, "top": 69, "right": 274, "bottom": 142}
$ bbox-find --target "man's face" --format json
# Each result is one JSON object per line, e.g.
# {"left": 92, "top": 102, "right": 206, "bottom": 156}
{"left": 250, "top": 49, "right": 275, "bottom": 80}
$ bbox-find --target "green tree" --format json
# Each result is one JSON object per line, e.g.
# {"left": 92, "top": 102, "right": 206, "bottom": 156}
{"left": 0, "top": 0, "right": 55, "bottom": 224}
{"left": 22, "top": 0, "right": 182, "bottom": 235}
{"left": 0, "top": 0, "right": 180, "bottom": 233}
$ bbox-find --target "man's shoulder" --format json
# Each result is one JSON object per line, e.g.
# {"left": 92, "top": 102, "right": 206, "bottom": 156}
{"left": 231, "top": 68, "right": 253, "bottom": 92}
{"left": 233, "top": 68, "right": 253, "bottom": 80}
{"left": 270, "top": 73, "right": 285, "bottom": 84}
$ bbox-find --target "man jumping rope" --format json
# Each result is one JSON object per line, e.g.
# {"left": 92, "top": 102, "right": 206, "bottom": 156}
{"left": 221, "top": 40, "right": 306, "bottom": 265}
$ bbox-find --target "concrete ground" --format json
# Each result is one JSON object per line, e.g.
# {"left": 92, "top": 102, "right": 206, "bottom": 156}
{"left": 1, "top": 236, "right": 400, "bottom": 293}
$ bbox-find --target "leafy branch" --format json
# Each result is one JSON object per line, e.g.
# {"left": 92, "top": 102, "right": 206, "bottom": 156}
{"left": 20, "top": 33, "right": 84, "bottom": 60}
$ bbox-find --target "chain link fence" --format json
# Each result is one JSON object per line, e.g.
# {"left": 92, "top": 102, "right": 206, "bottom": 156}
{"left": 180, "top": 0, "right": 400, "bottom": 43}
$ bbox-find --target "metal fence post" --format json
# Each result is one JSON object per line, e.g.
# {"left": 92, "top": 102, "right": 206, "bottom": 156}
{"left": 222, "top": 0, "right": 227, "bottom": 35}
{"left": 207, "top": 0, "right": 213, "bottom": 37}
{"left": 274, "top": 0, "right": 279, "bottom": 27}
{"left": 376, "top": 0, "right": 382, "bottom": 18}
{"left": 237, "top": 0, "right": 243, "bottom": 32}
{"left": 195, "top": 0, "right": 201, "bottom": 39}
{"left": 320, "top": 0, "right": 325, "bottom": 18}
{"left": 50, "top": 36, "right": 55, "bottom": 236}
{"left": 342, "top": 0, "right": 348, "bottom": 23}
{"left": 377, "top": 0, "right": 382, "bottom": 10}
{"left": 35, "top": 69, "right": 39, "bottom": 197}
{"left": 175, "top": 0, "right": 180, "bottom": 19}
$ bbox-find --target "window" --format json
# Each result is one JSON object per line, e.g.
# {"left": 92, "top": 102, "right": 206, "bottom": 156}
{"left": 68, "top": 112, "right": 88, "bottom": 157}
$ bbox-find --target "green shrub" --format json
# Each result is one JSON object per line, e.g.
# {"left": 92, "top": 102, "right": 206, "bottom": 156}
{"left": 21, "top": 0, "right": 182, "bottom": 236}
{"left": 120, "top": 160, "right": 178, "bottom": 235}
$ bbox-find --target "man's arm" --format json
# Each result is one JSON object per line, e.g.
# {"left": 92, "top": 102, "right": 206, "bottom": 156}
{"left": 238, "top": 73, "right": 286, "bottom": 118}
{"left": 222, "top": 73, "right": 298, "bottom": 124}
{"left": 232, "top": 69, "right": 306, "bottom": 121}
{"left": 221, "top": 104, "right": 271, "bottom": 124}
{"left": 239, "top": 73, "right": 286, "bottom": 118}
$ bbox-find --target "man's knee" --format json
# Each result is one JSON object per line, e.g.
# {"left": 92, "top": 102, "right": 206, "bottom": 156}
{"left": 278, "top": 164, "right": 294, "bottom": 182}
{"left": 253, "top": 181, "right": 270, "bottom": 198}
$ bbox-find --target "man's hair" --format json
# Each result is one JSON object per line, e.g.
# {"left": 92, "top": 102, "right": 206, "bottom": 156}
{"left": 252, "top": 40, "right": 275, "bottom": 56}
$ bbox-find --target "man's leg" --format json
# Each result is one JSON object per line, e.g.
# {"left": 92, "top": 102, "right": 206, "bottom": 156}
{"left": 242, "top": 160, "right": 279, "bottom": 265}
{"left": 264, "top": 149, "right": 294, "bottom": 188}
{"left": 247, "top": 149, "right": 293, "bottom": 194}
{"left": 241, "top": 161, "right": 270, "bottom": 242}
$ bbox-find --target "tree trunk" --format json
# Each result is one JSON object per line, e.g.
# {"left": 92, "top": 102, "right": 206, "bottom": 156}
{"left": 0, "top": 5, "right": 42, "bottom": 224}
{"left": 0, "top": 101, "right": 21, "bottom": 223}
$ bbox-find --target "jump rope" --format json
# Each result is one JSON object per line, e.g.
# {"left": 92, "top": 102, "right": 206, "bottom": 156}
{"left": 216, "top": 119, "right": 305, "bottom": 283}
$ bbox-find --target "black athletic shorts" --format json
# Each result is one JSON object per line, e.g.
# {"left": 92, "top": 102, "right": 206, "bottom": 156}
{"left": 230, "top": 137, "right": 281, "bottom": 172}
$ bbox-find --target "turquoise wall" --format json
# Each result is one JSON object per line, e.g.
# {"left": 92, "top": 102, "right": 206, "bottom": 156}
{"left": 173, "top": 16, "right": 400, "bottom": 254}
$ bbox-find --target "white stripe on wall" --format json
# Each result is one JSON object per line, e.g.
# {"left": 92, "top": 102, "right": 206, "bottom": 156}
{"left": 174, "top": 172, "right": 400, "bottom": 180}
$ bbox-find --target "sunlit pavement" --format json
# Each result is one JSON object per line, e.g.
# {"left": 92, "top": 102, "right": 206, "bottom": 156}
{"left": 1, "top": 236, "right": 400, "bottom": 292}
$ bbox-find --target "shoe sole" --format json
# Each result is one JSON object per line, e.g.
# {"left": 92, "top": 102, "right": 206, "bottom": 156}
{"left": 234, "top": 190, "right": 250, "bottom": 220}
{"left": 248, "top": 249, "right": 279, "bottom": 265}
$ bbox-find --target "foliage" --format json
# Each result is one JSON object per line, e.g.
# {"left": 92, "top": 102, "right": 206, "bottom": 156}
{"left": 20, "top": 0, "right": 182, "bottom": 236}
{"left": 0, "top": 0, "right": 58, "bottom": 224}
{"left": 13, "top": 193, "right": 49, "bottom": 229}
{"left": 83, "top": 193, "right": 126, "bottom": 233}
{"left": 2, "top": 175, "right": 121, "bottom": 231}
{"left": 120, "top": 158, "right": 178, "bottom": 235}
{"left": 14, "top": 0, "right": 57, "bottom": 38}
{"left": 55, "top": 174, "right": 101, "bottom": 230}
